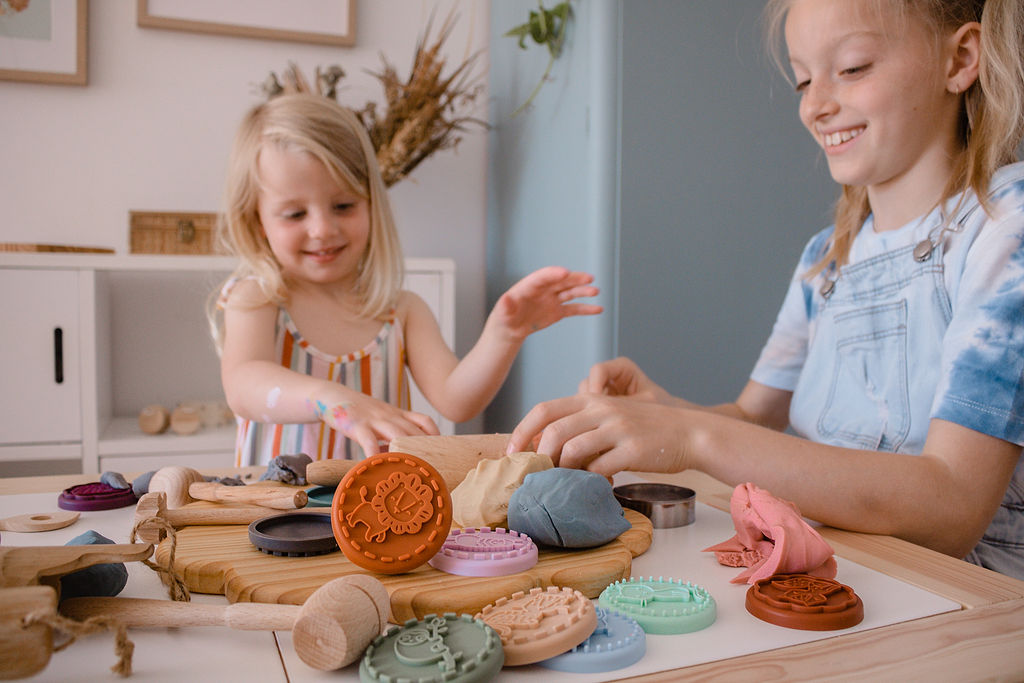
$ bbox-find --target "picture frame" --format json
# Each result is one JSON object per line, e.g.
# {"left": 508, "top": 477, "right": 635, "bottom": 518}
{"left": 137, "top": 0, "right": 356, "bottom": 47}
{"left": 0, "top": 0, "right": 88, "bottom": 85}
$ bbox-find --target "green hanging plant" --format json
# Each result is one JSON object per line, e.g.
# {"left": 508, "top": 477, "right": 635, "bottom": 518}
{"left": 504, "top": 1, "right": 572, "bottom": 116}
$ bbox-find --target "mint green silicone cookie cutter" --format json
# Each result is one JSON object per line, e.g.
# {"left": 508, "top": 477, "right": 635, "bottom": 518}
{"left": 598, "top": 576, "right": 716, "bottom": 635}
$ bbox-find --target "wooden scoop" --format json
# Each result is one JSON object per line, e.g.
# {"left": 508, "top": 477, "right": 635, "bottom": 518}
{"left": 60, "top": 574, "right": 391, "bottom": 671}
{"left": 306, "top": 433, "right": 516, "bottom": 488}
{"left": 0, "top": 544, "right": 153, "bottom": 590}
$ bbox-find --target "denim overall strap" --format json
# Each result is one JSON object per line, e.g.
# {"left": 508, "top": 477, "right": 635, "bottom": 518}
{"left": 789, "top": 239, "right": 951, "bottom": 453}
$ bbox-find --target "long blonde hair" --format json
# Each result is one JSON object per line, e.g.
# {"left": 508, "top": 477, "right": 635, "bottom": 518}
{"left": 764, "top": 0, "right": 1024, "bottom": 277}
{"left": 209, "top": 94, "right": 404, "bottom": 346}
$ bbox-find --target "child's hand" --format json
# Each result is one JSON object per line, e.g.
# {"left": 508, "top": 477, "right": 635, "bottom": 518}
{"left": 308, "top": 395, "right": 440, "bottom": 457}
{"left": 492, "top": 266, "right": 602, "bottom": 341}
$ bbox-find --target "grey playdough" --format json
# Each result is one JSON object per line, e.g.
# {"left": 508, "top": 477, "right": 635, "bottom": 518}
{"left": 507, "top": 468, "right": 631, "bottom": 548}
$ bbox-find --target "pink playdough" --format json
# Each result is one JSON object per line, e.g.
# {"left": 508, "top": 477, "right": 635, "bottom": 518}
{"left": 703, "top": 482, "right": 837, "bottom": 584}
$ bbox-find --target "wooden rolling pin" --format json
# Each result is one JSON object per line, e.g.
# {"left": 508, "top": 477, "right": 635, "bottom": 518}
{"left": 148, "top": 466, "right": 306, "bottom": 509}
{"left": 60, "top": 574, "right": 391, "bottom": 671}
{"left": 306, "top": 433, "right": 517, "bottom": 488}
{"left": 188, "top": 482, "right": 307, "bottom": 509}
{"left": 133, "top": 492, "right": 316, "bottom": 544}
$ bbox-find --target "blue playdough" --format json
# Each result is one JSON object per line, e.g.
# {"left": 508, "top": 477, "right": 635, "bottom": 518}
{"left": 507, "top": 468, "right": 631, "bottom": 548}
{"left": 538, "top": 607, "right": 646, "bottom": 673}
{"left": 60, "top": 530, "right": 129, "bottom": 600}
{"left": 132, "top": 470, "right": 156, "bottom": 498}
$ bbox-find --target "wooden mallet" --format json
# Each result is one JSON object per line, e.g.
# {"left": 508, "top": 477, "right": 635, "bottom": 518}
{"left": 59, "top": 574, "right": 391, "bottom": 671}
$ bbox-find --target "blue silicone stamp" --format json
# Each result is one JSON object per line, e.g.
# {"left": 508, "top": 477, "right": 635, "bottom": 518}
{"left": 538, "top": 606, "right": 646, "bottom": 673}
{"left": 598, "top": 576, "right": 716, "bottom": 635}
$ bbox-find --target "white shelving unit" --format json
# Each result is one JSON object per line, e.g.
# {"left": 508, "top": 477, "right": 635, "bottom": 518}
{"left": 0, "top": 253, "right": 455, "bottom": 475}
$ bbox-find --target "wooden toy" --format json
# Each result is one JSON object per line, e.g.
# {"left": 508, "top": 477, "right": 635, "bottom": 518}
{"left": 0, "top": 510, "right": 79, "bottom": 533}
{"left": 137, "top": 404, "right": 169, "bottom": 434}
{"left": 133, "top": 491, "right": 308, "bottom": 544}
{"left": 148, "top": 466, "right": 307, "bottom": 510}
{"left": 59, "top": 574, "right": 391, "bottom": 671}
{"left": 0, "top": 544, "right": 153, "bottom": 590}
{"left": 169, "top": 404, "right": 201, "bottom": 435}
{"left": 0, "top": 543, "right": 153, "bottom": 679}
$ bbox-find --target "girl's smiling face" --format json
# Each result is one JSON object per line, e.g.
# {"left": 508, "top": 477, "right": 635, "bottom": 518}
{"left": 784, "top": 0, "right": 961, "bottom": 208}
{"left": 256, "top": 142, "right": 371, "bottom": 288}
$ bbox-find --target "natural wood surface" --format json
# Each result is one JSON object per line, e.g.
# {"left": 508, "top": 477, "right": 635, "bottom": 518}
{"left": 133, "top": 491, "right": 315, "bottom": 544}
{"left": 0, "top": 510, "right": 79, "bottom": 533}
{"left": 0, "top": 586, "right": 57, "bottom": 680}
{"left": 626, "top": 597, "right": 1024, "bottom": 682}
{"left": 189, "top": 481, "right": 308, "bottom": 509}
{"left": 156, "top": 507, "right": 653, "bottom": 624}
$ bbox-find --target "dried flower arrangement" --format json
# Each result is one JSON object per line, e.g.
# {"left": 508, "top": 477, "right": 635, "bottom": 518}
{"left": 260, "top": 12, "right": 485, "bottom": 187}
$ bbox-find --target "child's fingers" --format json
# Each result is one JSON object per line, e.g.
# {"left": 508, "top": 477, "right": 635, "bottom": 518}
{"left": 404, "top": 411, "right": 441, "bottom": 435}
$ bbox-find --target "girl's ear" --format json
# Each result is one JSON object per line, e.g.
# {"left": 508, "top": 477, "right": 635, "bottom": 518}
{"left": 945, "top": 21, "right": 981, "bottom": 94}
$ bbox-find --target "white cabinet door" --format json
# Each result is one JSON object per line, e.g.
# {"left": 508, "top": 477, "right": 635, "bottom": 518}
{"left": 0, "top": 269, "right": 82, "bottom": 444}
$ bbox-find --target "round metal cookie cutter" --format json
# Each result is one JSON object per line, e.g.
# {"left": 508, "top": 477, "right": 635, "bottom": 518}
{"left": 613, "top": 483, "right": 695, "bottom": 528}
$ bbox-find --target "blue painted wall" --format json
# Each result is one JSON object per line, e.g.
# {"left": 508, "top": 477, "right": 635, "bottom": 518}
{"left": 486, "top": 1, "right": 836, "bottom": 431}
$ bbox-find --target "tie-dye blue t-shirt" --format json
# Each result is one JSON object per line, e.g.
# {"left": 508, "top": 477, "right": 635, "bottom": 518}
{"left": 751, "top": 161, "right": 1024, "bottom": 577}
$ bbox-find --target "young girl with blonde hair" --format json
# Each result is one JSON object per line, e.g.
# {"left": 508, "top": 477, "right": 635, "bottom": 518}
{"left": 214, "top": 94, "right": 601, "bottom": 465}
{"left": 508, "top": 0, "right": 1024, "bottom": 579}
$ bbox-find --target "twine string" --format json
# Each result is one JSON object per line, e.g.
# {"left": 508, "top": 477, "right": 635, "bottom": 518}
{"left": 129, "top": 515, "right": 191, "bottom": 602}
{"left": 24, "top": 610, "right": 134, "bottom": 677}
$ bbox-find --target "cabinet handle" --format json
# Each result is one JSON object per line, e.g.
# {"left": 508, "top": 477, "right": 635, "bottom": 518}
{"left": 54, "top": 327, "right": 64, "bottom": 384}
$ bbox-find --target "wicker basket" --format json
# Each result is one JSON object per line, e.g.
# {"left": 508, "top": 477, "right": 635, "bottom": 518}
{"left": 129, "top": 211, "right": 221, "bottom": 255}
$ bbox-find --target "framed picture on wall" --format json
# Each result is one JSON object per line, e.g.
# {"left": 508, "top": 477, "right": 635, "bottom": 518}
{"left": 137, "top": 0, "right": 356, "bottom": 46}
{"left": 0, "top": 0, "right": 88, "bottom": 85}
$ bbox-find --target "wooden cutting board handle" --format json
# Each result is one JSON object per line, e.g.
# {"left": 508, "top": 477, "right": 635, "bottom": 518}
{"left": 306, "top": 434, "right": 518, "bottom": 488}
{"left": 188, "top": 482, "right": 308, "bottom": 510}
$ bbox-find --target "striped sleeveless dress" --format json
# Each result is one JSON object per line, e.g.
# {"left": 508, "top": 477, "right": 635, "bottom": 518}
{"left": 226, "top": 289, "right": 409, "bottom": 466}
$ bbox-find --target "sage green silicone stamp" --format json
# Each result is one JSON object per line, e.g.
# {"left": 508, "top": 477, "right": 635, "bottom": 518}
{"left": 598, "top": 576, "right": 716, "bottom": 635}
{"left": 359, "top": 613, "right": 503, "bottom": 683}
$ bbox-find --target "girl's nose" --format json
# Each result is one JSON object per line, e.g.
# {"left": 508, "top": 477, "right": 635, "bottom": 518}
{"left": 307, "top": 211, "right": 336, "bottom": 238}
{"left": 800, "top": 80, "right": 838, "bottom": 124}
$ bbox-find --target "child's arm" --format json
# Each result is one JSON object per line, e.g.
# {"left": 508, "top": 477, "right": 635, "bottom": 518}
{"left": 220, "top": 281, "right": 438, "bottom": 456}
{"left": 402, "top": 266, "right": 602, "bottom": 423}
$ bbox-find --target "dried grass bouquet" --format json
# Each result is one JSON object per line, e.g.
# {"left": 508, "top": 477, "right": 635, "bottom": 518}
{"left": 260, "top": 12, "right": 485, "bottom": 187}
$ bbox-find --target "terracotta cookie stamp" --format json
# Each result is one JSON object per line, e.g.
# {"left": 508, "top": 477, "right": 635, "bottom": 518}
{"left": 427, "top": 527, "right": 538, "bottom": 577}
{"left": 745, "top": 573, "right": 864, "bottom": 631}
{"left": 599, "top": 576, "right": 716, "bottom": 635}
{"left": 331, "top": 452, "right": 452, "bottom": 574}
{"left": 476, "top": 586, "right": 597, "bottom": 666}
{"left": 538, "top": 606, "right": 646, "bottom": 673}
{"left": 360, "top": 613, "right": 504, "bottom": 683}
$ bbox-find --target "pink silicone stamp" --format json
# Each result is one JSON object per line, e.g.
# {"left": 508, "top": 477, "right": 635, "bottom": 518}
{"left": 427, "top": 527, "right": 538, "bottom": 577}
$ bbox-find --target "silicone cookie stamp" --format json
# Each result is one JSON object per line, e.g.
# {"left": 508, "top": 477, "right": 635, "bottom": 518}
{"left": 331, "top": 452, "right": 452, "bottom": 574}
{"left": 538, "top": 606, "right": 646, "bottom": 673}
{"left": 360, "top": 613, "right": 504, "bottom": 683}
{"left": 745, "top": 573, "right": 864, "bottom": 631}
{"left": 476, "top": 586, "right": 597, "bottom": 666}
{"left": 599, "top": 576, "right": 716, "bottom": 634}
{"left": 427, "top": 527, "right": 538, "bottom": 577}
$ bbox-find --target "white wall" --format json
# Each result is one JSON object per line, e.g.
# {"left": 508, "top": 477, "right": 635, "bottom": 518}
{"left": 0, "top": 0, "right": 490, "bottom": 432}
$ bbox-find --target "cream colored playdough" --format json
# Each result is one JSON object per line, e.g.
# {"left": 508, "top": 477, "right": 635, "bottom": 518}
{"left": 452, "top": 451, "right": 553, "bottom": 528}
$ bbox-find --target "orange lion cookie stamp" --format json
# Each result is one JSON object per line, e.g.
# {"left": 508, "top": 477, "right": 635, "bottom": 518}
{"left": 331, "top": 452, "right": 452, "bottom": 574}
{"left": 745, "top": 573, "right": 864, "bottom": 631}
{"left": 476, "top": 586, "right": 597, "bottom": 666}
